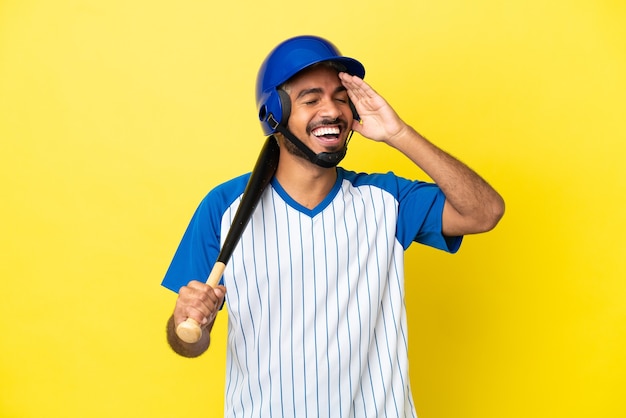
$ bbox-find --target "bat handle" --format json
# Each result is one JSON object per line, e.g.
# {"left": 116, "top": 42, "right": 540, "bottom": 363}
{"left": 175, "top": 262, "right": 227, "bottom": 344}
{"left": 176, "top": 318, "right": 202, "bottom": 343}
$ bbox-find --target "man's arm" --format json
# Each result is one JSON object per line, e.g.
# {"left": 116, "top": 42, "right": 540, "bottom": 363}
{"left": 340, "top": 72, "right": 505, "bottom": 235}
{"left": 385, "top": 125, "right": 504, "bottom": 236}
{"left": 166, "top": 280, "right": 226, "bottom": 358}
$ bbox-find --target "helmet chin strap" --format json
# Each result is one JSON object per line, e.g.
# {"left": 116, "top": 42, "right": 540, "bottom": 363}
{"left": 270, "top": 117, "right": 351, "bottom": 168}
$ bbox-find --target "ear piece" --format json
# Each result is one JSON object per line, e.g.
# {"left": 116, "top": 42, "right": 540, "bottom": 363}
{"left": 259, "top": 89, "right": 292, "bottom": 133}
{"left": 349, "top": 99, "right": 359, "bottom": 121}
{"left": 277, "top": 89, "right": 291, "bottom": 127}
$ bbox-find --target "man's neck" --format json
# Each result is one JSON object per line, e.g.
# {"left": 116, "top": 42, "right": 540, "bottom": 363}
{"left": 274, "top": 154, "right": 338, "bottom": 210}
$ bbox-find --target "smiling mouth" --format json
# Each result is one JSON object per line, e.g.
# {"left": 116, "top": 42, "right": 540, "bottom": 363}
{"left": 310, "top": 124, "right": 343, "bottom": 147}
{"left": 311, "top": 125, "right": 341, "bottom": 141}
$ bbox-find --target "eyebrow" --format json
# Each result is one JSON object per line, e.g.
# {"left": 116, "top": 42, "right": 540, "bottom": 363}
{"left": 296, "top": 85, "right": 347, "bottom": 99}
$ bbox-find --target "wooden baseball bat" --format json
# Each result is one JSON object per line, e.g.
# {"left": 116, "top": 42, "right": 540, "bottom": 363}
{"left": 175, "top": 136, "right": 280, "bottom": 343}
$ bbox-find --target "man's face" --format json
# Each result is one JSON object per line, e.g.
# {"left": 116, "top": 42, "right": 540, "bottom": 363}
{"left": 282, "top": 65, "right": 353, "bottom": 157}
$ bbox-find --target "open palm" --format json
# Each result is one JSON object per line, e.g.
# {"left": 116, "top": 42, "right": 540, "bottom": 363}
{"left": 339, "top": 72, "right": 407, "bottom": 143}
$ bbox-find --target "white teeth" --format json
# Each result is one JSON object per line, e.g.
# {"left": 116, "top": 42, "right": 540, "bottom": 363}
{"left": 312, "top": 126, "right": 340, "bottom": 136}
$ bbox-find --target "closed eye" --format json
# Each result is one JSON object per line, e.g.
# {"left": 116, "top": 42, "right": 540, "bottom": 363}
{"left": 334, "top": 89, "right": 349, "bottom": 104}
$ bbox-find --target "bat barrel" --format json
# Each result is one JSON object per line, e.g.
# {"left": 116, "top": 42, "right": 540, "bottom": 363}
{"left": 175, "top": 136, "right": 280, "bottom": 344}
{"left": 217, "top": 136, "right": 280, "bottom": 264}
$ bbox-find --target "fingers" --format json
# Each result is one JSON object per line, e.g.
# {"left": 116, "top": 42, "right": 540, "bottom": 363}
{"left": 339, "top": 72, "right": 362, "bottom": 102}
{"left": 339, "top": 72, "right": 376, "bottom": 103}
{"left": 174, "top": 280, "right": 226, "bottom": 328}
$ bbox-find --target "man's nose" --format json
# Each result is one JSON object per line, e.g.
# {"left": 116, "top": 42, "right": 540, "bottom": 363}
{"left": 319, "top": 98, "right": 343, "bottom": 119}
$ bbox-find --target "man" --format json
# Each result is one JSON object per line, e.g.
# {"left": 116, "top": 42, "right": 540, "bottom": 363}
{"left": 162, "top": 35, "right": 504, "bottom": 417}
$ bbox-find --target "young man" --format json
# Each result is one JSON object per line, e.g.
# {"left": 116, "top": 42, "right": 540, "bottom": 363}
{"left": 162, "top": 35, "right": 504, "bottom": 417}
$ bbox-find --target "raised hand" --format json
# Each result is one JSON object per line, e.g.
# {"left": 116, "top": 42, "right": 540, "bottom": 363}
{"left": 174, "top": 280, "right": 226, "bottom": 331}
{"left": 339, "top": 72, "right": 408, "bottom": 143}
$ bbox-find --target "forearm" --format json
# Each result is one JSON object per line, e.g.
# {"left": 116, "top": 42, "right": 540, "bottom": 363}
{"left": 340, "top": 72, "right": 504, "bottom": 233}
{"left": 166, "top": 315, "right": 211, "bottom": 358}
{"left": 387, "top": 125, "right": 505, "bottom": 234}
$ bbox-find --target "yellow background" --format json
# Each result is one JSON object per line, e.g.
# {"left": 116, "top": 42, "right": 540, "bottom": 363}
{"left": 1, "top": 0, "right": 624, "bottom": 417}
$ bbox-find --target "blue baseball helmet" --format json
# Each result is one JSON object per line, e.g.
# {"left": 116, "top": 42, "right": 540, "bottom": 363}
{"left": 256, "top": 35, "right": 366, "bottom": 136}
